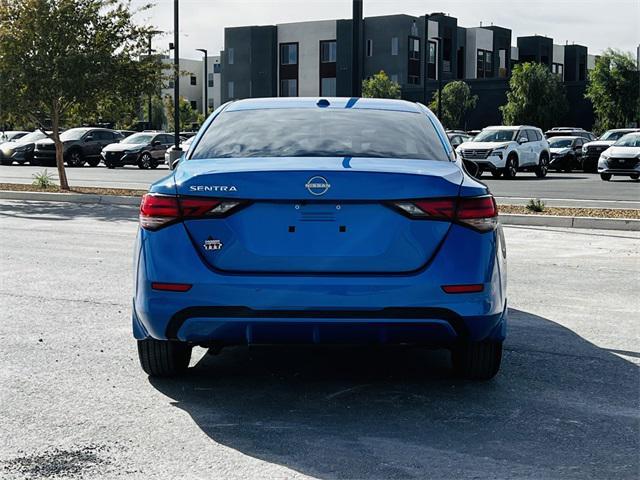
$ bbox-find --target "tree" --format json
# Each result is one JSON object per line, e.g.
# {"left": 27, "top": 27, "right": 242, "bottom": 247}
{"left": 164, "top": 95, "right": 204, "bottom": 132}
{"left": 429, "top": 81, "right": 478, "bottom": 129}
{"left": 362, "top": 71, "right": 401, "bottom": 99}
{"left": 585, "top": 49, "right": 640, "bottom": 131}
{"left": 0, "top": 0, "right": 163, "bottom": 190}
{"left": 500, "top": 62, "right": 569, "bottom": 131}
{"left": 142, "top": 96, "right": 167, "bottom": 131}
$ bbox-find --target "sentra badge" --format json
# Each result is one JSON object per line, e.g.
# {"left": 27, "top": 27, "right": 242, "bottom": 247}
{"left": 203, "top": 236, "right": 223, "bottom": 251}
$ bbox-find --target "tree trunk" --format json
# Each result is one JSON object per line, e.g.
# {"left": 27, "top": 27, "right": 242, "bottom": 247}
{"left": 51, "top": 111, "right": 69, "bottom": 190}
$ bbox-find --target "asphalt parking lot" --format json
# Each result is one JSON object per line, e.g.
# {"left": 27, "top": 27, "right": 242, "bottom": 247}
{"left": 0, "top": 200, "right": 638, "bottom": 479}
{"left": 0, "top": 165, "right": 639, "bottom": 208}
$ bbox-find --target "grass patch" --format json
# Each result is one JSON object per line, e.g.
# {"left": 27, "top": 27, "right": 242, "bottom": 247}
{"left": 499, "top": 205, "right": 639, "bottom": 220}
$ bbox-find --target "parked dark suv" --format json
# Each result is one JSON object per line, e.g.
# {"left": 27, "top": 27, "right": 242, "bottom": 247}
{"left": 33, "top": 128, "right": 123, "bottom": 167}
{"left": 101, "top": 132, "right": 173, "bottom": 169}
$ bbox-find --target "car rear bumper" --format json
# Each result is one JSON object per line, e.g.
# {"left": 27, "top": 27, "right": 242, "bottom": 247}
{"left": 133, "top": 222, "right": 508, "bottom": 345}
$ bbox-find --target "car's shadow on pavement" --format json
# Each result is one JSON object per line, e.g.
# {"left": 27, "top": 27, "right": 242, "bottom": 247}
{"left": 149, "top": 308, "right": 639, "bottom": 479}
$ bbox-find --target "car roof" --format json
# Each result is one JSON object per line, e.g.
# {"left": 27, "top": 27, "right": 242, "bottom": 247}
{"left": 484, "top": 125, "right": 538, "bottom": 130}
{"left": 225, "top": 97, "right": 422, "bottom": 114}
{"left": 608, "top": 128, "right": 640, "bottom": 132}
{"left": 549, "top": 136, "right": 580, "bottom": 140}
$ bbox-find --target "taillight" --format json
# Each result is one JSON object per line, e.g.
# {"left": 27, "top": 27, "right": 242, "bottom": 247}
{"left": 392, "top": 195, "right": 498, "bottom": 232}
{"left": 140, "top": 194, "right": 244, "bottom": 230}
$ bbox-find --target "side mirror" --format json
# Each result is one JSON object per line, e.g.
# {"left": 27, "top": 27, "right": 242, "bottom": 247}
{"left": 518, "top": 137, "right": 528, "bottom": 144}
{"left": 84, "top": 135, "right": 94, "bottom": 142}
{"left": 463, "top": 159, "right": 480, "bottom": 178}
{"left": 170, "top": 157, "right": 182, "bottom": 170}
{"left": 152, "top": 140, "right": 161, "bottom": 146}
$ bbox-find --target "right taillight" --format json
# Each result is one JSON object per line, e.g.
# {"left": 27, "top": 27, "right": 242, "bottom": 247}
{"left": 392, "top": 195, "right": 498, "bottom": 232}
{"left": 140, "top": 194, "right": 244, "bottom": 230}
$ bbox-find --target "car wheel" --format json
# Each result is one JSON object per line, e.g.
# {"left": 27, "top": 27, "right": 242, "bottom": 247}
{"left": 491, "top": 169, "right": 502, "bottom": 178}
{"left": 137, "top": 339, "right": 192, "bottom": 377}
{"left": 0, "top": 158, "right": 11, "bottom": 166}
{"left": 535, "top": 153, "right": 549, "bottom": 178}
{"left": 149, "top": 158, "right": 159, "bottom": 169}
{"left": 504, "top": 155, "right": 518, "bottom": 179}
{"left": 105, "top": 162, "right": 116, "bottom": 169}
{"left": 600, "top": 173, "right": 612, "bottom": 181}
{"left": 630, "top": 174, "right": 639, "bottom": 180}
{"left": 138, "top": 152, "right": 153, "bottom": 169}
{"left": 66, "top": 150, "right": 84, "bottom": 167}
{"left": 451, "top": 341, "right": 502, "bottom": 380}
{"left": 86, "top": 158, "right": 100, "bottom": 167}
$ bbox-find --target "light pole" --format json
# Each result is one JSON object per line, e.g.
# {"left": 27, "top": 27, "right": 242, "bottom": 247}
{"left": 147, "top": 30, "right": 162, "bottom": 129}
{"left": 433, "top": 36, "right": 443, "bottom": 120}
{"left": 196, "top": 48, "right": 208, "bottom": 117}
{"left": 173, "top": 0, "right": 180, "bottom": 150}
{"left": 352, "top": 0, "right": 363, "bottom": 97}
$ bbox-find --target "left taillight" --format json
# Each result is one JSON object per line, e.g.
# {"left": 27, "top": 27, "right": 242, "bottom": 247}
{"left": 392, "top": 195, "right": 498, "bottom": 232}
{"left": 140, "top": 194, "right": 243, "bottom": 230}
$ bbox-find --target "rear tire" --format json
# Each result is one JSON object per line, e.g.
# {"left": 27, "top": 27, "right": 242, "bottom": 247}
{"left": 0, "top": 158, "right": 11, "bottom": 166}
{"left": 491, "top": 169, "right": 502, "bottom": 178}
{"left": 451, "top": 341, "right": 502, "bottom": 380}
{"left": 86, "top": 158, "right": 101, "bottom": 167}
{"left": 137, "top": 339, "right": 192, "bottom": 377}
{"left": 535, "top": 153, "right": 549, "bottom": 178}
{"left": 138, "top": 152, "right": 153, "bottom": 169}
{"left": 600, "top": 173, "right": 612, "bottom": 181}
{"left": 630, "top": 174, "right": 639, "bottom": 180}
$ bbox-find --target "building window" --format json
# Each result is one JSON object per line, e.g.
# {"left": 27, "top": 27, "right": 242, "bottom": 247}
{"left": 280, "top": 43, "right": 298, "bottom": 65}
{"left": 167, "top": 80, "right": 174, "bottom": 88}
{"left": 391, "top": 37, "right": 399, "bottom": 56}
{"left": 552, "top": 62, "right": 564, "bottom": 80}
{"left": 213, "top": 63, "right": 221, "bottom": 74}
{"left": 498, "top": 49, "right": 507, "bottom": 78}
{"left": 190, "top": 100, "right": 197, "bottom": 110}
{"left": 442, "top": 31, "right": 452, "bottom": 73}
{"left": 407, "top": 36, "right": 421, "bottom": 85}
{"left": 366, "top": 39, "right": 373, "bottom": 57}
{"left": 427, "top": 40, "right": 436, "bottom": 80}
{"left": 228, "top": 48, "right": 234, "bottom": 65}
{"left": 190, "top": 75, "right": 197, "bottom": 86}
{"left": 280, "top": 79, "right": 298, "bottom": 97}
{"left": 390, "top": 74, "right": 399, "bottom": 83}
{"left": 320, "top": 40, "right": 337, "bottom": 63}
{"left": 477, "top": 49, "right": 493, "bottom": 78}
{"left": 228, "top": 81, "right": 235, "bottom": 98}
{"left": 409, "top": 37, "right": 420, "bottom": 60}
{"left": 320, "top": 77, "right": 336, "bottom": 96}
{"left": 208, "top": 98, "right": 214, "bottom": 109}
{"left": 208, "top": 73, "right": 214, "bottom": 87}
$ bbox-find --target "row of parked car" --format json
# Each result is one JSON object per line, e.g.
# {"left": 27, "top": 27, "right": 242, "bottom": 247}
{"left": 0, "top": 128, "right": 195, "bottom": 169}
{"left": 447, "top": 126, "right": 640, "bottom": 181}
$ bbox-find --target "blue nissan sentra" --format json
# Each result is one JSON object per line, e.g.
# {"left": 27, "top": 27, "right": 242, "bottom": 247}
{"left": 133, "top": 97, "right": 507, "bottom": 380}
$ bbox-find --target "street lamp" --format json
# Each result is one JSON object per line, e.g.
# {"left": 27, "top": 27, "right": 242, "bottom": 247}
{"left": 147, "top": 30, "right": 163, "bottom": 129}
{"left": 172, "top": 0, "right": 180, "bottom": 150}
{"left": 196, "top": 48, "right": 208, "bottom": 117}
{"left": 432, "top": 36, "right": 443, "bottom": 120}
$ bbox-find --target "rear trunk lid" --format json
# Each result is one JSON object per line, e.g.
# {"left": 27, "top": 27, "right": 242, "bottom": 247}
{"left": 174, "top": 157, "right": 463, "bottom": 274}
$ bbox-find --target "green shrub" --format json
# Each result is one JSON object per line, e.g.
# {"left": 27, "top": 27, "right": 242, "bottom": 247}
{"left": 32, "top": 169, "right": 56, "bottom": 189}
{"left": 526, "top": 198, "right": 545, "bottom": 213}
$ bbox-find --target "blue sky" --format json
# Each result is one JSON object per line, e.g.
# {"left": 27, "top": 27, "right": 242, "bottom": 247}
{"left": 133, "top": 0, "right": 640, "bottom": 60}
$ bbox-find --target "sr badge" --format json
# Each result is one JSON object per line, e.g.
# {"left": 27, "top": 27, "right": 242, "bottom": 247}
{"left": 203, "top": 236, "right": 223, "bottom": 251}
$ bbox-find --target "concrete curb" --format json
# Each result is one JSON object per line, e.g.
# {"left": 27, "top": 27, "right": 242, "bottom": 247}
{"left": 1, "top": 190, "right": 638, "bottom": 232}
{"left": 500, "top": 214, "right": 640, "bottom": 232}
{"left": 0, "top": 190, "right": 140, "bottom": 205}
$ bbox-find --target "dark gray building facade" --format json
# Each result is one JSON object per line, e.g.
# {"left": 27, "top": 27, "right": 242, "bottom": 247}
{"left": 220, "top": 13, "right": 598, "bottom": 129}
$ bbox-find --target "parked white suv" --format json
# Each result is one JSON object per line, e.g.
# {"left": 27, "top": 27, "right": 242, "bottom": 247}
{"left": 456, "top": 126, "right": 550, "bottom": 179}
{"left": 597, "top": 132, "right": 640, "bottom": 181}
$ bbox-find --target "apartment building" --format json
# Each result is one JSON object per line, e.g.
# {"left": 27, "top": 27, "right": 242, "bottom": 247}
{"left": 161, "top": 55, "right": 222, "bottom": 116}
{"left": 219, "top": 13, "right": 599, "bottom": 129}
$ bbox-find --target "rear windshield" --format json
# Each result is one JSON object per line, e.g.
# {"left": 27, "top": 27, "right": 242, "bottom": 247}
{"left": 190, "top": 108, "right": 449, "bottom": 161}
{"left": 549, "top": 138, "right": 573, "bottom": 148}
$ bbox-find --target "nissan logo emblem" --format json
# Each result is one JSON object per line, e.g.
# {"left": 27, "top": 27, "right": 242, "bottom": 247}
{"left": 305, "top": 176, "right": 331, "bottom": 196}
